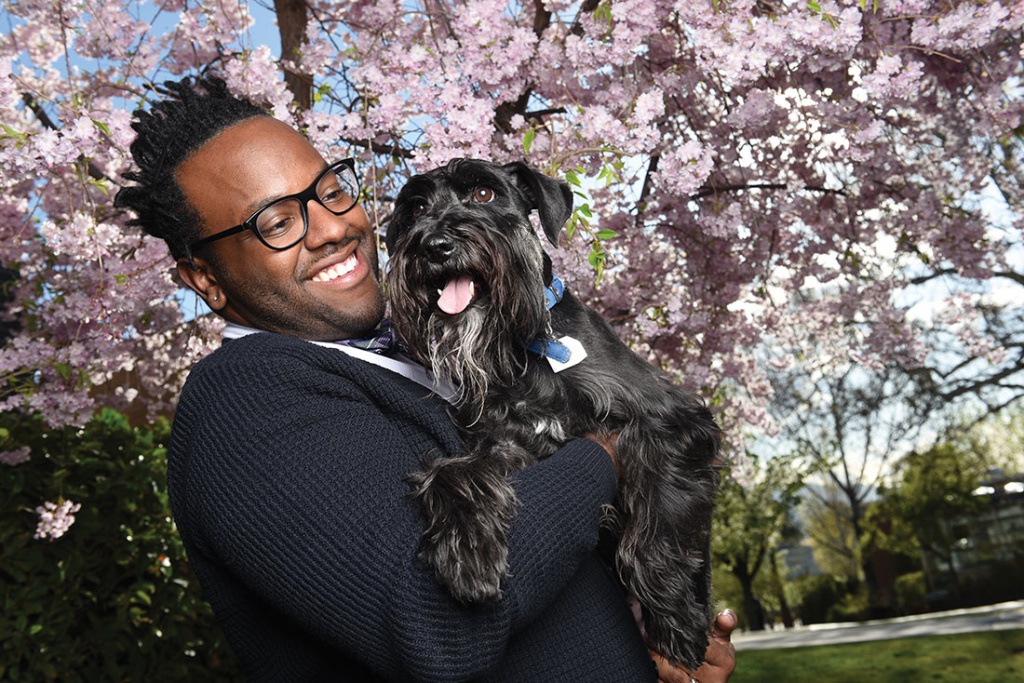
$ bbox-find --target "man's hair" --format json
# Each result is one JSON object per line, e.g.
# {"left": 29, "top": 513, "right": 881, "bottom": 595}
{"left": 114, "top": 76, "right": 269, "bottom": 261}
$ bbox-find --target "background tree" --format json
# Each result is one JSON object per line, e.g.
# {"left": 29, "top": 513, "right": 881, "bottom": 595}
{"left": 963, "top": 403, "right": 1024, "bottom": 475}
{"left": 712, "top": 451, "right": 804, "bottom": 630}
{"left": 872, "top": 420, "right": 1016, "bottom": 604}
{"left": 767, "top": 360, "right": 928, "bottom": 616}
{"left": 800, "top": 479, "right": 861, "bottom": 584}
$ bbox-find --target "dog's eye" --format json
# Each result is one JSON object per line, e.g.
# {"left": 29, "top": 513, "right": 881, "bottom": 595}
{"left": 472, "top": 187, "right": 495, "bottom": 203}
{"left": 410, "top": 201, "right": 427, "bottom": 218}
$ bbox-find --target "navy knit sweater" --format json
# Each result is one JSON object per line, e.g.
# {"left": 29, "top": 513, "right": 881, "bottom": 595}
{"left": 167, "top": 332, "right": 658, "bottom": 682}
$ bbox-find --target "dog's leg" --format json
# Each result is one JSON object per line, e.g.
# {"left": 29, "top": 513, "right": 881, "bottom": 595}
{"left": 612, "top": 411, "right": 720, "bottom": 669}
{"left": 408, "top": 440, "right": 533, "bottom": 603}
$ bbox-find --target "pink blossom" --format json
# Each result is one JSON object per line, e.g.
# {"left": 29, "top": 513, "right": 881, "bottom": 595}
{"left": 656, "top": 141, "right": 713, "bottom": 197}
{"left": 34, "top": 500, "right": 82, "bottom": 541}
{"left": 0, "top": 446, "right": 31, "bottom": 466}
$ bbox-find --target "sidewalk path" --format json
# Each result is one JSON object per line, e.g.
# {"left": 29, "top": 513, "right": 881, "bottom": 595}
{"left": 732, "top": 600, "right": 1024, "bottom": 650}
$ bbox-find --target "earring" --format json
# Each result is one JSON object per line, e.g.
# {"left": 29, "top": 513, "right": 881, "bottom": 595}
{"left": 212, "top": 295, "right": 219, "bottom": 302}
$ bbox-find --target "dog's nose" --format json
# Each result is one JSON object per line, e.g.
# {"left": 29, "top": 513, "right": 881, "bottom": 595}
{"left": 423, "top": 234, "right": 456, "bottom": 262}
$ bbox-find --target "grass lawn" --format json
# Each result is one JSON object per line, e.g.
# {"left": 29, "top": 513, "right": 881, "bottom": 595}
{"left": 731, "top": 629, "right": 1024, "bottom": 682}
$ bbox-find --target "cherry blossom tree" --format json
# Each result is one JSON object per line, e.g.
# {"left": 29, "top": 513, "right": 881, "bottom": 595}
{"left": 1, "top": 1, "right": 1022, "bottom": 454}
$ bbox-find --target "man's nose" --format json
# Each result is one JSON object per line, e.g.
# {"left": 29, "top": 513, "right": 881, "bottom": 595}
{"left": 303, "top": 199, "right": 352, "bottom": 248}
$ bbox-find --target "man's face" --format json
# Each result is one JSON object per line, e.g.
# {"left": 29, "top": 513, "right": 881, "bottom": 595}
{"left": 176, "top": 117, "right": 385, "bottom": 341}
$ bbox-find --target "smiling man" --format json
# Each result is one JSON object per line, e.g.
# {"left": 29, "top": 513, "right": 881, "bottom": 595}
{"left": 173, "top": 115, "right": 384, "bottom": 340}
{"left": 114, "top": 77, "right": 735, "bottom": 683}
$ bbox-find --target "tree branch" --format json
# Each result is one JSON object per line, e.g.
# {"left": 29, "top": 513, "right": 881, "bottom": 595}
{"left": 21, "top": 93, "right": 108, "bottom": 182}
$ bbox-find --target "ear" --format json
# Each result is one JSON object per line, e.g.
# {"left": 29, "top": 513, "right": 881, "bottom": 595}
{"left": 176, "top": 257, "right": 228, "bottom": 313}
{"left": 502, "top": 162, "right": 574, "bottom": 246}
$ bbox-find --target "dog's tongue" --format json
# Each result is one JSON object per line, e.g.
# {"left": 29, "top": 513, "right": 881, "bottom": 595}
{"left": 437, "top": 276, "right": 476, "bottom": 315}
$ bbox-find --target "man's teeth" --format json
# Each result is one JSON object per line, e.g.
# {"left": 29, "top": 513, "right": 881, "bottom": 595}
{"left": 312, "top": 254, "right": 357, "bottom": 282}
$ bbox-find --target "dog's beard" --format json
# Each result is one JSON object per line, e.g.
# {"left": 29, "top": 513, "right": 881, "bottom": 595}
{"left": 388, "top": 225, "right": 551, "bottom": 410}
{"left": 425, "top": 308, "right": 505, "bottom": 409}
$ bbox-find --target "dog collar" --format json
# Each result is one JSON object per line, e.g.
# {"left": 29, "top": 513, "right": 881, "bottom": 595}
{"left": 543, "top": 276, "right": 564, "bottom": 310}
{"left": 526, "top": 276, "right": 588, "bottom": 372}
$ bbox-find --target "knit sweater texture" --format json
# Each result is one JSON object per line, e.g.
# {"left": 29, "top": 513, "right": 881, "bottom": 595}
{"left": 167, "top": 332, "right": 658, "bottom": 682}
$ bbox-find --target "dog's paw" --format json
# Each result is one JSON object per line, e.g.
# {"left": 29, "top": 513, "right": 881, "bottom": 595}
{"left": 411, "top": 455, "right": 518, "bottom": 603}
{"left": 643, "top": 607, "right": 710, "bottom": 671}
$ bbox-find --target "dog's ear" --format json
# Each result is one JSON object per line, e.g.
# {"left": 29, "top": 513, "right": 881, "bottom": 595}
{"left": 502, "top": 162, "right": 574, "bottom": 246}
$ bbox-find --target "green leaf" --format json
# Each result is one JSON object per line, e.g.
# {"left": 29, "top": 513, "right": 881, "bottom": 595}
{"left": 588, "top": 246, "right": 606, "bottom": 286}
{"left": 522, "top": 129, "right": 536, "bottom": 154}
{"left": 90, "top": 177, "right": 110, "bottom": 196}
{"left": 594, "top": 228, "right": 618, "bottom": 240}
{"left": 54, "top": 363, "right": 72, "bottom": 381}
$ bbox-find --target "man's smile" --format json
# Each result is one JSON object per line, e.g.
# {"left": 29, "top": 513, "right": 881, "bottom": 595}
{"left": 310, "top": 252, "right": 360, "bottom": 283}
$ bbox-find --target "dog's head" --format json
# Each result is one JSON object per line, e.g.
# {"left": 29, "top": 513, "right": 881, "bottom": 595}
{"left": 385, "top": 159, "right": 574, "bottom": 398}
{"left": 385, "top": 158, "right": 573, "bottom": 257}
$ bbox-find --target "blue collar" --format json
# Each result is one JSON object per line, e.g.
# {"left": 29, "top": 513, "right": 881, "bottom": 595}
{"left": 526, "top": 276, "right": 572, "bottom": 364}
{"left": 543, "top": 276, "right": 564, "bottom": 310}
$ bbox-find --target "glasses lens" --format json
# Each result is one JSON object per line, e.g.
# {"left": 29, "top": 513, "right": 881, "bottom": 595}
{"left": 254, "top": 198, "right": 305, "bottom": 248}
{"left": 317, "top": 164, "right": 359, "bottom": 214}
{"left": 247, "top": 162, "right": 358, "bottom": 251}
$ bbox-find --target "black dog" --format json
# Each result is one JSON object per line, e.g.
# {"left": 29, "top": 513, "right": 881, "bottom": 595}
{"left": 385, "top": 158, "right": 721, "bottom": 669}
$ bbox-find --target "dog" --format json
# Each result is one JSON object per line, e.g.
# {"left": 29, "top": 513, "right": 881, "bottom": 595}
{"left": 384, "top": 158, "right": 721, "bottom": 669}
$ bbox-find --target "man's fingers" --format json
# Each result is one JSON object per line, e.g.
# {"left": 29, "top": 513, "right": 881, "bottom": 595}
{"left": 650, "top": 651, "right": 694, "bottom": 683}
{"left": 711, "top": 609, "right": 737, "bottom": 638}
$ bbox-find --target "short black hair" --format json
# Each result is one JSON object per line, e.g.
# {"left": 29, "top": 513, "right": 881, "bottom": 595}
{"left": 114, "top": 76, "right": 269, "bottom": 261}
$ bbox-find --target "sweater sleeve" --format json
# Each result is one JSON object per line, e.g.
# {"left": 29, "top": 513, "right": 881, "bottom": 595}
{"left": 390, "top": 439, "right": 618, "bottom": 679}
{"left": 169, "top": 335, "right": 618, "bottom": 682}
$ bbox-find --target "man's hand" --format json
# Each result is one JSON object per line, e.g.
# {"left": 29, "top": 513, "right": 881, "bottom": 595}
{"left": 586, "top": 431, "right": 619, "bottom": 474}
{"left": 651, "top": 609, "right": 737, "bottom": 683}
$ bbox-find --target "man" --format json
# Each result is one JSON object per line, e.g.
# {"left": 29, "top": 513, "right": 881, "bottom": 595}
{"left": 115, "top": 77, "right": 736, "bottom": 682}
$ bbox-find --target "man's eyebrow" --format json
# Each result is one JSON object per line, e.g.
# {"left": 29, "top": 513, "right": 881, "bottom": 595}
{"left": 241, "top": 193, "right": 286, "bottom": 219}
{"left": 239, "top": 162, "right": 331, "bottom": 218}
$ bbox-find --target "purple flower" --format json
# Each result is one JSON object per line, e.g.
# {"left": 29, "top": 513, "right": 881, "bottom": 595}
{"left": 0, "top": 446, "right": 31, "bottom": 466}
{"left": 33, "top": 500, "right": 83, "bottom": 541}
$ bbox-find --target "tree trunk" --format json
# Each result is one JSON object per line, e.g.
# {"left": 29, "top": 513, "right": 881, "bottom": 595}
{"left": 735, "top": 568, "right": 765, "bottom": 631}
{"left": 274, "top": 0, "right": 312, "bottom": 110}
{"left": 769, "top": 550, "right": 794, "bottom": 628}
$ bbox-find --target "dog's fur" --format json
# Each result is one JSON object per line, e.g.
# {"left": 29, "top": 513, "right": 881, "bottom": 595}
{"left": 385, "top": 158, "right": 721, "bottom": 669}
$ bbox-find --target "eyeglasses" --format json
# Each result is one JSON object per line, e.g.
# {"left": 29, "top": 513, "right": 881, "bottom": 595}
{"left": 187, "top": 158, "right": 360, "bottom": 261}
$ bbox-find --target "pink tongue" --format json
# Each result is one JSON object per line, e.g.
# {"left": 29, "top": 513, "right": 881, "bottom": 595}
{"left": 437, "top": 276, "right": 475, "bottom": 314}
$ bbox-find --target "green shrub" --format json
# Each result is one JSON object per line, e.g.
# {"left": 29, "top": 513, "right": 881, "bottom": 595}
{"left": 791, "top": 574, "right": 858, "bottom": 625}
{"left": 0, "top": 409, "right": 239, "bottom": 682}
{"left": 826, "top": 586, "right": 869, "bottom": 623}
{"left": 894, "top": 570, "right": 927, "bottom": 614}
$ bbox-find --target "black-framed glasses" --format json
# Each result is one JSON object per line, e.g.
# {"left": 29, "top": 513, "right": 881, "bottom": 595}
{"left": 187, "top": 158, "right": 360, "bottom": 260}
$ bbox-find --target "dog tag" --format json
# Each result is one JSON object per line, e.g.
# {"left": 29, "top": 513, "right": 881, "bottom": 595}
{"left": 546, "top": 335, "right": 587, "bottom": 373}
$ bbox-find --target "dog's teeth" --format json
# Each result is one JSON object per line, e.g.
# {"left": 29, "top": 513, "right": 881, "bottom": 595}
{"left": 438, "top": 288, "right": 444, "bottom": 296}
{"left": 469, "top": 281, "right": 475, "bottom": 297}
